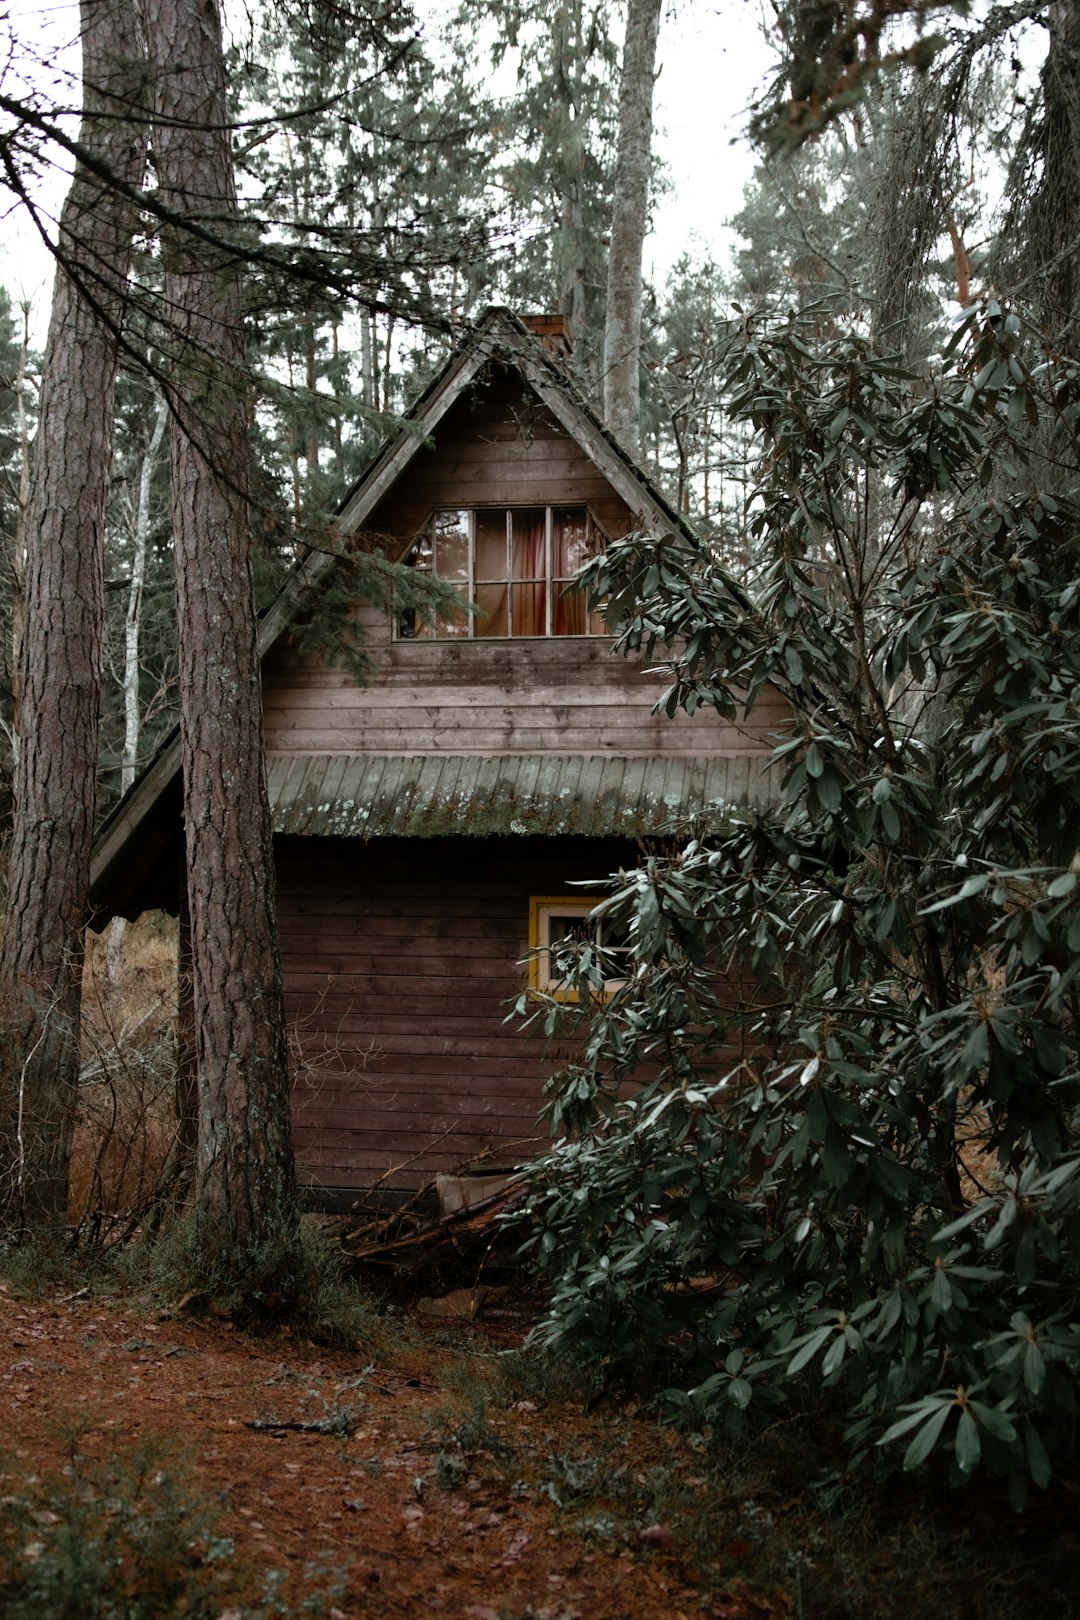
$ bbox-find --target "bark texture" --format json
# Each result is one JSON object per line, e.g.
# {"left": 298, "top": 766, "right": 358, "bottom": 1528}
{"left": 602, "top": 0, "right": 661, "bottom": 456}
{"left": 145, "top": 0, "right": 295, "bottom": 1247}
{"left": 1036, "top": 0, "right": 1080, "bottom": 352}
{"left": 0, "top": 0, "right": 147, "bottom": 1229}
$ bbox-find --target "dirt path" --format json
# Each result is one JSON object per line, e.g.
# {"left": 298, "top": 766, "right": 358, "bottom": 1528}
{"left": 0, "top": 1288, "right": 789, "bottom": 1619}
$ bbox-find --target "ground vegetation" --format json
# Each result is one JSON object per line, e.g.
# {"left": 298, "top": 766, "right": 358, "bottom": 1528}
{"left": 1, "top": 1275, "right": 1078, "bottom": 1617}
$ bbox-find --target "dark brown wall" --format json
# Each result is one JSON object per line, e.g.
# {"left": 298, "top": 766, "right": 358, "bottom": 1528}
{"left": 278, "top": 834, "right": 640, "bottom": 1199}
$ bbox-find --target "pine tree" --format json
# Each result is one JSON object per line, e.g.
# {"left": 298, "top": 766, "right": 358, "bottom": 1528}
{"left": 0, "top": 0, "right": 147, "bottom": 1231}
{"left": 145, "top": 0, "right": 297, "bottom": 1251}
{"left": 447, "top": 0, "right": 619, "bottom": 380}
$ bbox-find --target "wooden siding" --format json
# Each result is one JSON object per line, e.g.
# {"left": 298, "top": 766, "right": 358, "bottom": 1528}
{"left": 364, "top": 366, "right": 631, "bottom": 539}
{"left": 263, "top": 633, "right": 790, "bottom": 759}
{"left": 262, "top": 365, "right": 790, "bottom": 763}
{"left": 278, "top": 835, "right": 639, "bottom": 1197}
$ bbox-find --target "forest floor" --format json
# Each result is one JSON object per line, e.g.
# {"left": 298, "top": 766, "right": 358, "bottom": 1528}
{"left": 3, "top": 1274, "right": 1080, "bottom": 1620}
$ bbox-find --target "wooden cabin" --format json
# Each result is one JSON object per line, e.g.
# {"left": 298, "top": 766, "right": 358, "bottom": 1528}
{"left": 90, "top": 308, "right": 786, "bottom": 1208}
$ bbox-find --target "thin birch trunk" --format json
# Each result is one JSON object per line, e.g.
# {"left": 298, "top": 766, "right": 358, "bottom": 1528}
{"left": 122, "top": 389, "right": 167, "bottom": 796}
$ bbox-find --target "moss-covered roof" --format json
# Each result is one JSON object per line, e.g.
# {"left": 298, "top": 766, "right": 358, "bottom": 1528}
{"left": 267, "top": 753, "right": 775, "bottom": 840}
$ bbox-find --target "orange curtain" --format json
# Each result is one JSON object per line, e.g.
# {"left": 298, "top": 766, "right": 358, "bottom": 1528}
{"left": 552, "top": 510, "right": 587, "bottom": 634}
{"left": 511, "top": 509, "right": 546, "bottom": 635}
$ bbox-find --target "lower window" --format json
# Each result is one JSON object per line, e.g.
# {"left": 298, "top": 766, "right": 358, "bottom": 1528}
{"left": 529, "top": 896, "right": 630, "bottom": 999}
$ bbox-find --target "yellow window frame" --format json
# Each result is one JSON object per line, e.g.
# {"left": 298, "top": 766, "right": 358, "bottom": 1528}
{"left": 528, "top": 895, "right": 627, "bottom": 1001}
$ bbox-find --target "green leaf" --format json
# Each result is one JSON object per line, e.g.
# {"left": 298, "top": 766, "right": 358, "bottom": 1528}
{"left": 959, "top": 1021, "right": 990, "bottom": 1075}
{"left": 787, "top": 1325, "right": 832, "bottom": 1376}
{"left": 873, "top": 898, "right": 897, "bottom": 942}
{"left": 929, "top": 1266, "right": 953, "bottom": 1312}
{"left": 921, "top": 873, "right": 990, "bottom": 913}
{"left": 821, "top": 1331, "right": 847, "bottom": 1379}
{"left": 903, "top": 1403, "right": 953, "bottom": 1470}
{"left": 879, "top": 1403, "right": 933, "bottom": 1445}
{"left": 879, "top": 799, "right": 901, "bottom": 842}
{"left": 821, "top": 1124, "right": 851, "bottom": 1188}
{"left": 955, "top": 1408, "right": 981, "bottom": 1475}
{"left": 729, "top": 1377, "right": 752, "bottom": 1410}
{"left": 1025, "top": 1421, "right": 1052, "bottom": 1490}
{"left": 968, "top": 1400, "right": 1016, "bottom": 1445}
{"left": 1016, "top": 1224, "right": 1038, "bottom": 1287}
{"left": 816, "top": 770, "right": 842, "bottom": 814}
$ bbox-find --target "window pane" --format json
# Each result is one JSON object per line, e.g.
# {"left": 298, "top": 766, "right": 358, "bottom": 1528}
{"left": 553, "top": 507, "right": 600, "bottom": 575}
{"left": 474, "top": 510, "right": 508, "bottom": 580}
{"left": 512, "top": 582, "right": 546, "bottom": 637}
{"left": 511, "top": 509, "right": 546, "bottom": 581}
{"left": 548, "top": 913, "right": 593, "bottom": 957}
{"left": 552, "top": 582, "right": 586, "bottom": 636}
{"left": 436, "top": 610, "right": 469, "bottom": 639}
{"left": 406, "top": 529, "right": 434, "bottom": 574}
{"left": 433, "top": 511, "right": 469, "bottom": 583}
{"left": 474, "top": 580, "right": 508, "bottom": 637}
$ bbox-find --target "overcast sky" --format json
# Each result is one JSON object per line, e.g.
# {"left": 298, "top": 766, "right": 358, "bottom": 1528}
{"left": 0, "top": 0, "right": 776, "bottom": 333}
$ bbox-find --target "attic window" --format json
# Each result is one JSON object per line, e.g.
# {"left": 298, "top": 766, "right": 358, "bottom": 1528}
{"left": 396, "top": 507, "right": 607, "bottom": 639}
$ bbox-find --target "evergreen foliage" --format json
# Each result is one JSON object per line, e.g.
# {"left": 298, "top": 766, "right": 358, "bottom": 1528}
{"left": 516, "top": 296, "right": 1080, "bottom": 1501}
{"left": 444, "top": 0, "right": 621, "bottom": 383}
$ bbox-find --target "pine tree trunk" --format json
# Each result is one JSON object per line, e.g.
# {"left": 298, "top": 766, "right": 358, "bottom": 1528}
{"left": 1038, "top": 0, "right": 1080, "bottom": 352}
{"left": 145, "top": 0, "right": 295, "bottom": 1250}
{"left": 602, "top": 0, "right": 661, "bottom": 456}
{"left": 0, "top": 0, "right": 147, "bottom": 1232}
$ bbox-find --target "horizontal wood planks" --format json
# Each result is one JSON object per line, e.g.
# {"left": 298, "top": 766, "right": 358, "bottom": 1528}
{"left": 278, "top": 834, "right": 635, "bottom": 1194}
{"left": 264, "top": 627, "right": 791, "bottom": 759}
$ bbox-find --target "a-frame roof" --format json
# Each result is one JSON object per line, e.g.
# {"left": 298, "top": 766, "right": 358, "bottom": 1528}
{"left": 89, "top": 307, "right": 747, "bottom": 915}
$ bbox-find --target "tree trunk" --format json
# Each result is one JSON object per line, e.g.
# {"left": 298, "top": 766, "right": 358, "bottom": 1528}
{"left": 1037, "top": 0, "right": 1080, "bottom": 353}
{"left": 145, "top": 0, "right": 296, "bottom": 1250}
{"left": 602, "top": 0, "right": 661, "bottom": 456}
{"left": 0, "top": 0, "right": 147, "bottom": 1232}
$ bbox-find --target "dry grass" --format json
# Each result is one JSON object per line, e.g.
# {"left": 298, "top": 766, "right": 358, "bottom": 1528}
{"left": 71, "top": 912, "right": 180, "bottom": 1238}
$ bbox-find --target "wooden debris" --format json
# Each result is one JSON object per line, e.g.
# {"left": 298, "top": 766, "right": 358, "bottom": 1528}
{"left": 340, "top": 1176, "right": 528, "bottom": 1265}
{"left": 415, "top": 1285, "right": 508, "bottom": 1321}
